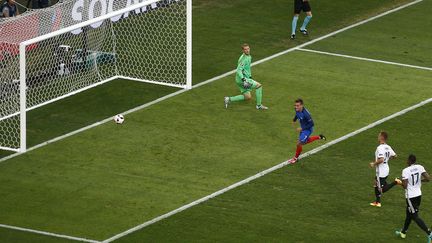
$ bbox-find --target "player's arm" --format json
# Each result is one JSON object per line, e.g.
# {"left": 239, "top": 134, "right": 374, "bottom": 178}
{"left": 390, "top": 148, "right": 397, "bottom": 159}
{"left": 421, "top": 172, "right": 431, "bottom": 183}
{"left": 236, "top": 61, "right": 251, "bottom": 89}
{"left": 401, "top": 170, "right": 409, "bottom": 189}
{"left": 402, "top": 178, "right": 408, "bottom": 189}
{"left": 236, "top": 61, "right": 245, "bottom": 81}
{"left": 369, "top": 157, "right": 384, "bottom": 168}
{"left": 292, "top": 115, "right": 301, "bottom": 131}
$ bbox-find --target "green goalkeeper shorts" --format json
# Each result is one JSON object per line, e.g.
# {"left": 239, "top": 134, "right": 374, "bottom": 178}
{"left": 236, "top": 78, "right": 258, "bottom": 94}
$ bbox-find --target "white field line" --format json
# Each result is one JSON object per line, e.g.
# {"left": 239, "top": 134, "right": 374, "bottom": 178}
{"left": 0, "top": 224, "right": 101, "bottom": 243}
{"left": 0, "top": 0, "right": 425, "bottom": 241}
{"left": 0, "top": 0, "right": 423, "bottom": 163}
{"left": 103, "top": 97, "right": 432, "bottom": 243}
{"left": 298, "top": 48, "right": 432, "bottom": 71}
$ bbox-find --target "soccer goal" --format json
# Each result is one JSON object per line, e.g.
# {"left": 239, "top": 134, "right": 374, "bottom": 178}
{"left": 0, "top": 0, "right": 192, "bottom": 153}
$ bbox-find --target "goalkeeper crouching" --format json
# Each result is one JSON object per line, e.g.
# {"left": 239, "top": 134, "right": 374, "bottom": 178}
{"left": 224, "top": 44, "right": 268, "bottom": 110}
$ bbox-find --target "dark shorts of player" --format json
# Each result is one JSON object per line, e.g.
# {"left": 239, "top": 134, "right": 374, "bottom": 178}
{"left": 406, "top": 196, "right": 421, "bottom": 214}
{"left": 294, "top": 0, "right": 312, "bottom": 14}
{"left": 376, "top": 176, "right": 388, "bottom": 189}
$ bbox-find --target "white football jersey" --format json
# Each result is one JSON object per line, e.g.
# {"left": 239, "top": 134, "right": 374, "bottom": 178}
{"left": 402, "top": 164, "right": 426, "bottom": 199}
{"left": 375, "top": 144, "right": 396, "bottom": 178}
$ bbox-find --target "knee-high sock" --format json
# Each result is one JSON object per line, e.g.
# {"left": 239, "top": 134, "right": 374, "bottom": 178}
{"left": 256, "top": 87, "right": 262, "bottom": 106}
{"left": 292, "top": 16, "right": 299, "bottom": 35}
{"left": 306, "top": 135, "right": 320, "bottom": 144}
{"left": 301, "top": 15, "right": 312, "bottom": 30}
{"left": 230, "top": 95, "right": 245, "bottom": 102}
{"left": 402, "top": 210, "right": 412, "bottom": 233}
{"left": 375, "top": 186, "right": 382, "bottom": 203}
{"left": 295, "top": 144, "right": 302, "bottom": 158}
{"left": 412, "top": 214, "right": 431, "bottom": 235}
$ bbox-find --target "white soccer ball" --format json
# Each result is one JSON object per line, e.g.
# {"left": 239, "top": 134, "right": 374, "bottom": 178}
{"left": 114, "top": 114, "right": 124, "bottom": 124}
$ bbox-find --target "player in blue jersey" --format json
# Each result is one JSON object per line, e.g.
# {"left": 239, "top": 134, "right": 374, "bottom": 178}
{"left": 288, "top": 98, "right": 326, "bottom": 164}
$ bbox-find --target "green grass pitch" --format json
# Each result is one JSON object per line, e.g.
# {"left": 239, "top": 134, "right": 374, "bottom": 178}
{"left": 0, "top": 0, "right": 431, "bottom": 242}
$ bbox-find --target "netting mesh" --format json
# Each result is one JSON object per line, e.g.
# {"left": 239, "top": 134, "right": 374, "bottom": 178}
{"left": 0, "top": 54, "right": 20, "bottom": 150}
{"left": 0, "top": 0, "right": 187, "bottom": 151}
{"left": 115, "top": 4, "right": 187, "bottom": 84}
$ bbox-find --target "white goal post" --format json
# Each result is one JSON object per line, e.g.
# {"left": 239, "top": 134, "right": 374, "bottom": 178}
{"left": 0, "top": 0, "right": 192, "bottom": 153}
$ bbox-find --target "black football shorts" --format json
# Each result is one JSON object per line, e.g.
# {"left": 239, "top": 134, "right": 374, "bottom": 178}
{"left": 294, "top": 0, "right": 312, "bottom": 14}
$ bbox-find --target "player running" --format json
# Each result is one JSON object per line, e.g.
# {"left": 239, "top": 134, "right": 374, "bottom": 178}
{"left": 369, "top": 131, "right": 401, "bottom": 207}
{"left": 224, "top": 44, "right": 268, "bottom": 110}
{"left": 291, "top": 0, "right": 313, "bottom": 40}
{"left": 287, "top": 98, "right": 325, "bottom": 164}
{"left": 395, "top": 154, "right": 432, "bottom": 242}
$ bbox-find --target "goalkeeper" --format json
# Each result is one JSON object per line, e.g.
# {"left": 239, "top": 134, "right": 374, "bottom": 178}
{"left": 224, "top": 44, "right": 268, "bottom": 110}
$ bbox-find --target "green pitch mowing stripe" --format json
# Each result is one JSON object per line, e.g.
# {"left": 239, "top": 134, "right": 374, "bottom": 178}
{"left": 0, "top": 50, "right": 431, "bottom": 240}
{"left": 308, "top": 0, "right": 432, "bottom": 68}
{"left": 115, "top": 103, "right": 432, "bottom": 242}
{"left": 0, "top": 227, "right": 76, "bottom": 243}
{"left": 0, "top": 224, "right": 99, "bottom": 243}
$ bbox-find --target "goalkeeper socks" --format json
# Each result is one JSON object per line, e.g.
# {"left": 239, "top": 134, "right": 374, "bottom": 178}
{"left": 229, "top": 95, "right": 245, "bottom": 102}
{"left": 306, "top": 136, "right": 320, "bottom": 144}
{"left": 295, "top": 144, "right": 302, "bottom": 158}
{"left": 292, "top": 16, "right": 299, "bottom": 35}
{"left": 256, "top": 87, "right": 263, "bottom": 106}
{"left": 300, "top": 15, "right": 312, "bottom": 31}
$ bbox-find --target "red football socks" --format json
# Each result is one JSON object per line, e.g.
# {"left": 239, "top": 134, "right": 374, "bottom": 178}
{"left": 295, "top": 136, "right": 320, "bottom": 158}
{"left": 295, "top": 145, "right": 302, "bottom": 158}
{"left": 306, "top": 136, "right": 320, "bottom": 144}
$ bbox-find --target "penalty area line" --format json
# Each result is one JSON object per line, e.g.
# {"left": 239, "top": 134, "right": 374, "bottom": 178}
{"left": 0, "top": 223, "right": 101, "bottom": 243}
{"left": 298, "top": 48, "right": 432, "bottom": 71}
{"left": 103, "top": 97, "right": 432, "bottom": 242}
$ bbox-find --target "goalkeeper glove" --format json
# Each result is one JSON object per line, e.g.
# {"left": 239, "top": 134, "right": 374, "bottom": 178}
{"left": 242, "top": 78, "right": 251, "bottom": 89}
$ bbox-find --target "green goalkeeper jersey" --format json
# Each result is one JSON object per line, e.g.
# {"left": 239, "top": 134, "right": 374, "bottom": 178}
{"left": 236, "top": 54, "right": 252, "bottom": 83}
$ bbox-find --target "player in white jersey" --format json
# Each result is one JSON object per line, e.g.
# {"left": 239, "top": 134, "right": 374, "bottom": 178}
{"left": 369, "top": 131, "right": 401, "bottom": 207}
{"left": 395, "top": 154, "right": 432, "bottom": 242}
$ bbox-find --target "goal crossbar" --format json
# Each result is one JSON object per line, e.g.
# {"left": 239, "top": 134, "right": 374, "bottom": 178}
{"left": 21, "top": 0, "right": 162, "bottom": 47}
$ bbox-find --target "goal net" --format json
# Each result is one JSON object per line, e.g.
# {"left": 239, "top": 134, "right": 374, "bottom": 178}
{"left": 0, "top": 0, "right": 192, "bottom": 152}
